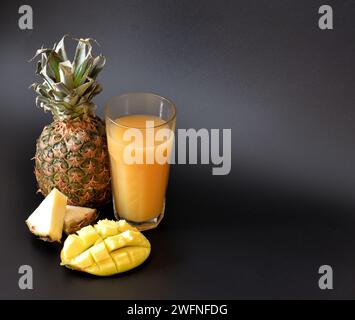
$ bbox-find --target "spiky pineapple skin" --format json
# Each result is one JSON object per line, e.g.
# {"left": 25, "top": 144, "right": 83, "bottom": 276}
{"left": 34, "top": 115, "right": 111, "bottom": 208}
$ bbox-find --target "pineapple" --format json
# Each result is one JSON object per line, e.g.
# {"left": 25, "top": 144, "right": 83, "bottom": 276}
{"left": 63, "top": 205, "right": 98, "bottom": 234}
{"left": 26, "top": 188, "right": 67, "bottom": 242}
{"left": 31, "top": 35, "right": 111, "bottom": 208}
{"left": 61, "top": 220, "right": 151, "bottom": 276}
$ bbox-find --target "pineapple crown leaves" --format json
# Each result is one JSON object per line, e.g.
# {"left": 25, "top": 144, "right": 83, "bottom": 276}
{"left": 30, "top": 35, "right": 106, "bottom": 120}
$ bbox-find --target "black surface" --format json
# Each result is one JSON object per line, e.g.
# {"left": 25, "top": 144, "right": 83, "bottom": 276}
{"left": 1, "top": 0, "right": 355, "bottom": 299}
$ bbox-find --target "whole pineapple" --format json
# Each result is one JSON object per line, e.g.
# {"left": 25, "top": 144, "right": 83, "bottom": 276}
{"left": 31, "top": 36, "right": 111, "bottom": 207}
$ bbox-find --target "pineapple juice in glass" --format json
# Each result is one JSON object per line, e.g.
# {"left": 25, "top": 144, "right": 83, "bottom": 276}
{"left": 105, "top": 93, "right": 176, "bottom": 230}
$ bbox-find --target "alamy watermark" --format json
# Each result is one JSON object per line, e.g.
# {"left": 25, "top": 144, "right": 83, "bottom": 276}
{"left": 19, "top": 4, "right": 334, "bottom": 32}
{"left": 318, "top": 5, "right": 333, "bottom": 30}
{"left": 318, "top": 265, "right": 333, "bottom": 290}
{"left": 111, "top": 122, "right": 232, "bottom": 176}
{"left": 18, "top": 265, "right": 33, "bottom": 290}
{"left": 16, "top": 263, "right": 335, "bottom": 292}
{"left": 18, "top": 5, "right": 33, "bottom": 30}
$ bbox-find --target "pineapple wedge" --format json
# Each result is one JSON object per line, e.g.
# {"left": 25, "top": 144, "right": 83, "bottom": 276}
{"left": 26, "top": 188, "right": 67, "bottom": 242}
{"left": 61, "top": 219, "right": 151, "bottom": 276}
{"left": 64, "top": 205, "right": 97, "bottom": 234}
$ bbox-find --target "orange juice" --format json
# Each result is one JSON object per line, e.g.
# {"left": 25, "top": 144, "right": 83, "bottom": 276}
{"left": 107, "top": 114, "right": 174, "bottom": 223}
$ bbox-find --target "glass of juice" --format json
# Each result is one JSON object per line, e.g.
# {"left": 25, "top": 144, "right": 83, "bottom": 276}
{"left": 105, "top": 92, "right": 176, "bottom": 230}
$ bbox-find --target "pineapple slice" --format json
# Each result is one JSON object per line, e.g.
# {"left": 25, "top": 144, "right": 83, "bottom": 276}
{"left": 64, "top": 205, "right": 97, "bottom": 234}
{"left": 26, "top": 188, "right": 67, "bottom": 242}
{"left": 60, "top": 219, "right": 151, "bottom": 276}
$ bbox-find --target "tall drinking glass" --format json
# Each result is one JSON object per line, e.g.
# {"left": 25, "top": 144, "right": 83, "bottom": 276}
{"left": 105, "top": 93, "right": 176, "bottom": 230}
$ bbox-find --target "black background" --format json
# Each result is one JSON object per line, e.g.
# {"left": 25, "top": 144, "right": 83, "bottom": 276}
{"left": 1, "top": 0, "right": 355, "bottom": 299}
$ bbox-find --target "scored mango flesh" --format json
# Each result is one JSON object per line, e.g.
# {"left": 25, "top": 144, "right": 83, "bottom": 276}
{"left": 60, "top": 219, "right": 151, "bottom": 276}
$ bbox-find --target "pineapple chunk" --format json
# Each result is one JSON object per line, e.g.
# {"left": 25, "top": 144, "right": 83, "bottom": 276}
{"left": 26, "top": 188, "right": 67, "bottom": 242}
{"left": 63, "top": 205, "right": 97, "bottom": 234}
{"left": 60, "top": 219, "right": 151, "bottom": 276}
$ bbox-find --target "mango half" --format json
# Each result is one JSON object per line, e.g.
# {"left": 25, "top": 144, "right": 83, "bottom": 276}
{"left": 60, "top": 219, "right": 151, "bottom": 276}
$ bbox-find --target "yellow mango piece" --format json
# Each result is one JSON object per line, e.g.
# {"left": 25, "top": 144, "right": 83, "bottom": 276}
{"left": 60, "top": 219, "right": 151, "bottom": 276}
{"left": 89, "top": 242, "right": 110, "bottom": 263}
{"left": 61, "top": 234, "right": 85, "bottom": 262}
{"left": 77, "top": 225, "right": 99, "bottom": 247}
{"left": 71, "top": 250, "right": 94, "bottom": 270}
{"left": 85, "top": 258, "right": 117, "bottom": 276}
{"left": 104, "top": 230, "right": 150, "bottom": 252}
{"left": 127, "top": 247, "right": 151, "bottom": 267}
{"left": 84, "top": 263, "right": 99, "bottom": 275}
{"left": 98, "top": 257, "right": 117, "bottom": 276}
{"left": 94, "top": 219, "right": 119, "bottom": 238}
{"left": 116, "top": 220, "right": 138, "bottom": 233}
{"left": 94, "top": 238, "right": 103, "bottom": 245}
{"left": 111, "top": 246, "right": 151, "bottom": 273}
{"left": 110, "top": 249, "right": 131, "bottom": 272}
